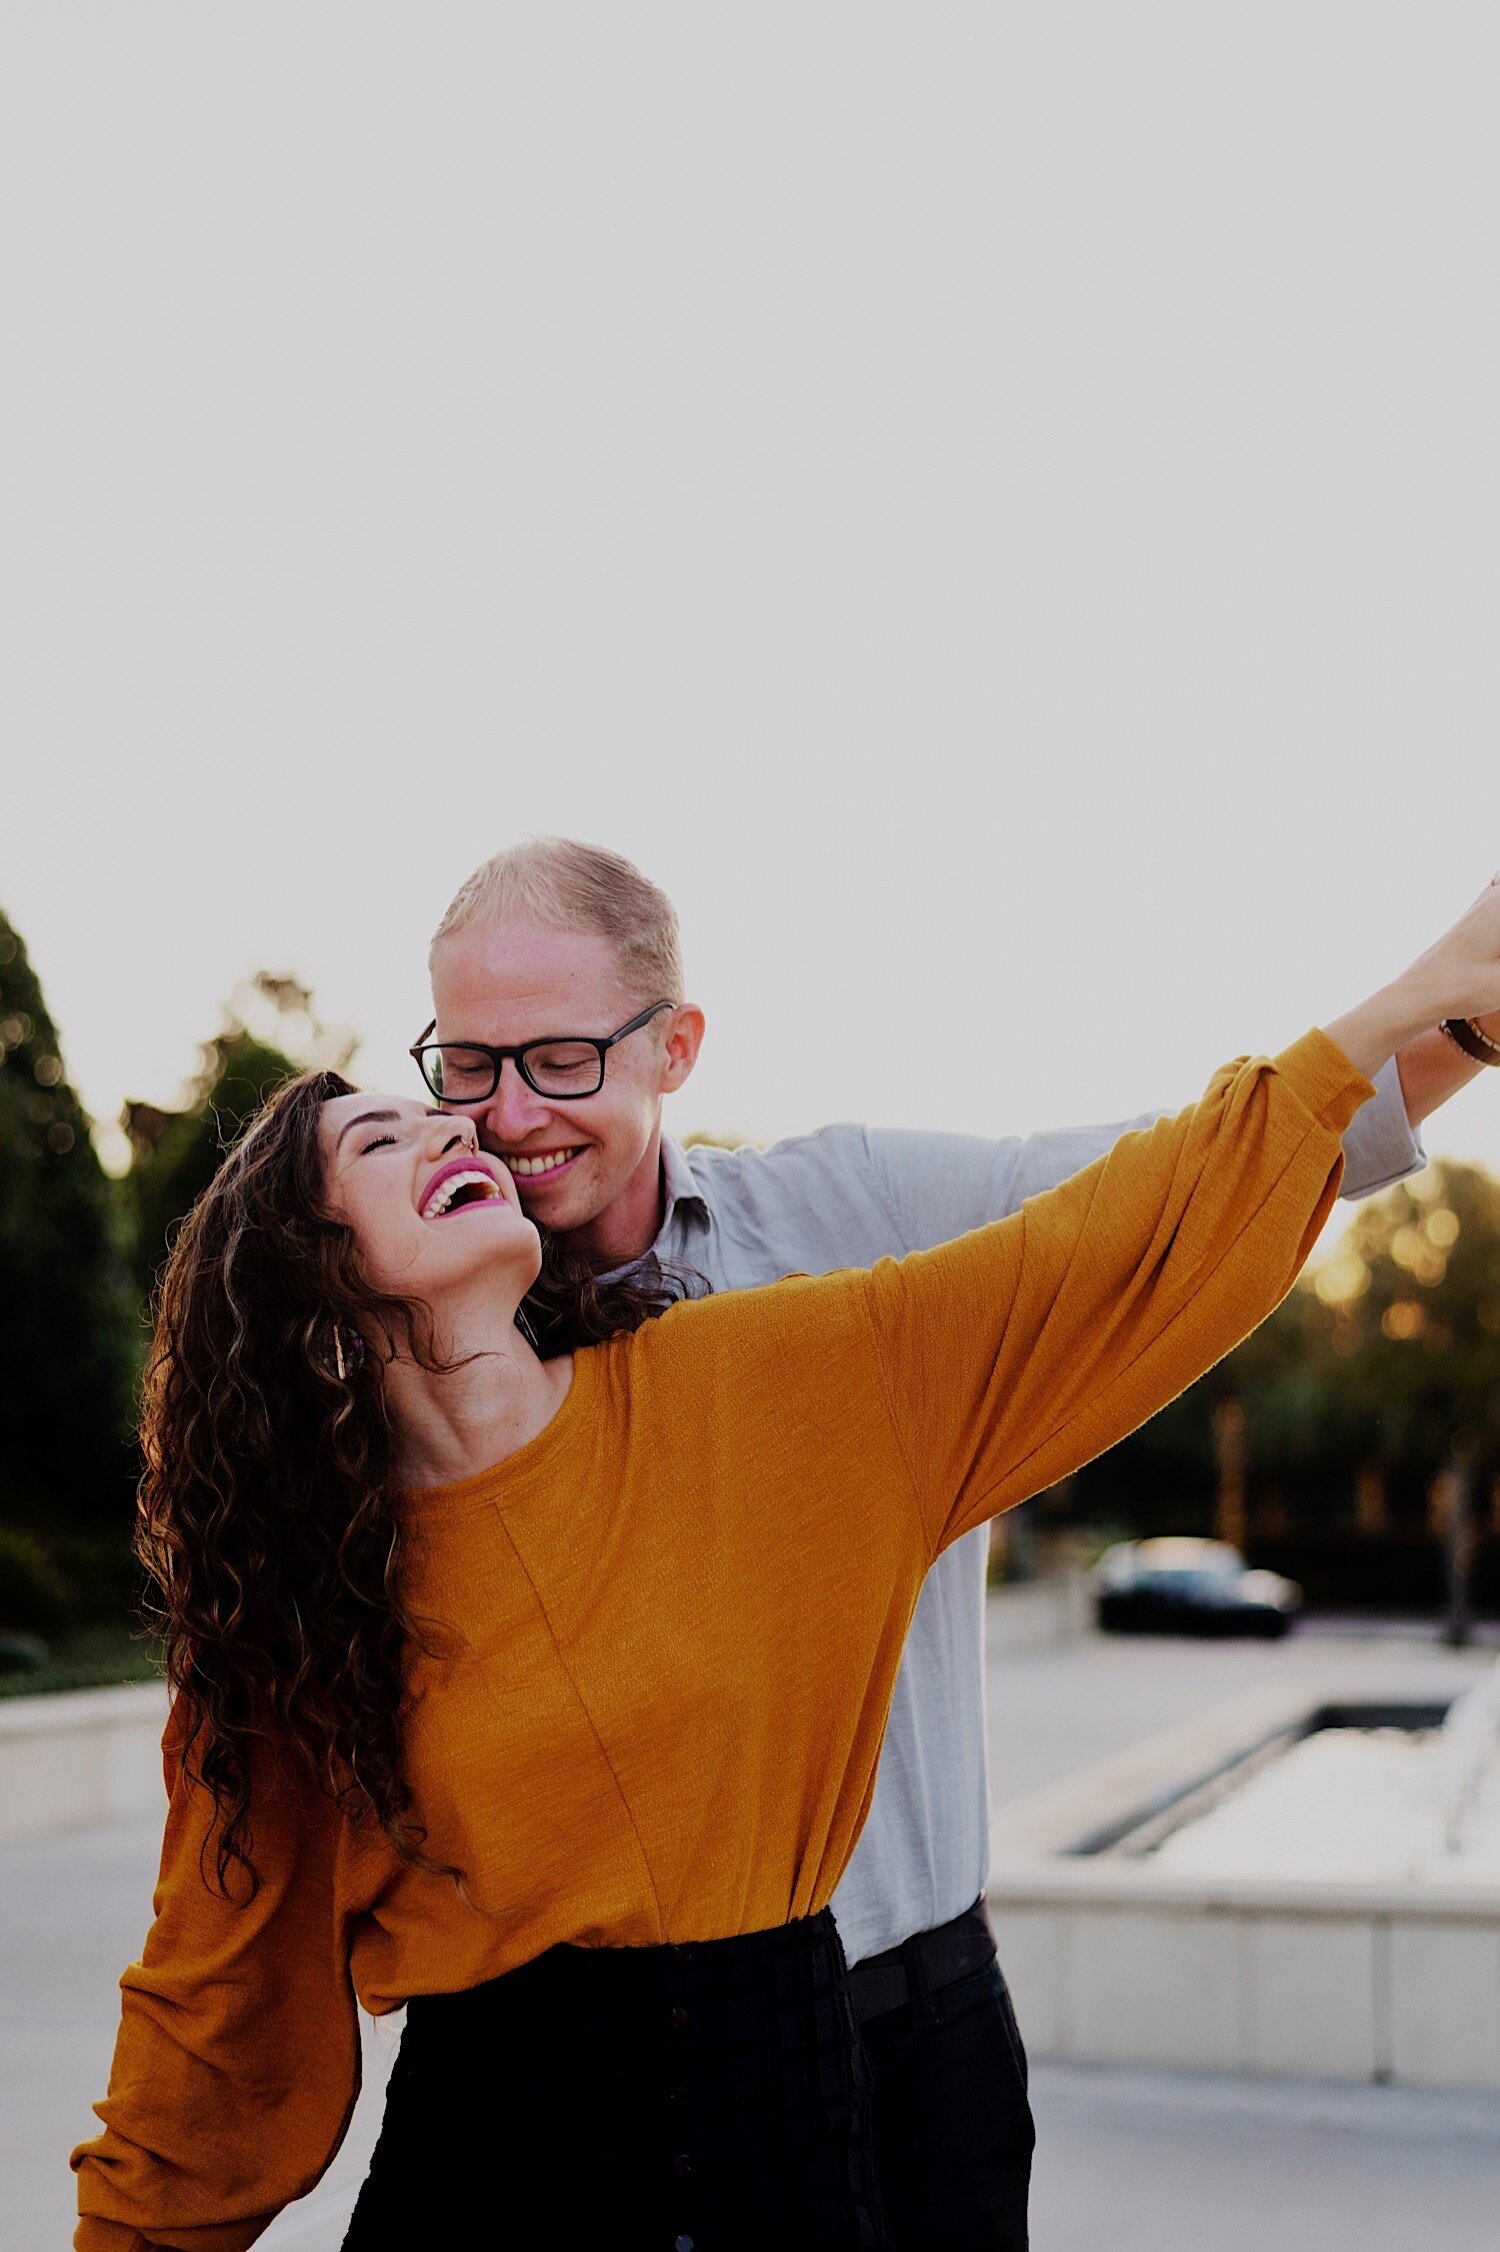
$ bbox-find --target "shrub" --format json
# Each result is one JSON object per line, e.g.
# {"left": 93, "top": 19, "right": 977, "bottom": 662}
{"left": 0, "top": 1526, "right": 70, "bottom": 1637}
{"left": 0, "top": 911, "right": 138, "bottom": 1535}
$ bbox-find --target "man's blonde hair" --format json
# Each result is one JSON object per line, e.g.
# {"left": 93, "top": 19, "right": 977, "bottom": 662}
{"left": 430, "top": 837, "right": 684, "bottom": 1000}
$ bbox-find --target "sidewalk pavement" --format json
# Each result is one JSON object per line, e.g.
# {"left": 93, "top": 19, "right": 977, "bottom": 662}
{"left": 1029, "top": 2061, "right": 1500, "bottom": 2252}
{"left": 7, "top": 1611, "right": 1499, "bottom": 2249}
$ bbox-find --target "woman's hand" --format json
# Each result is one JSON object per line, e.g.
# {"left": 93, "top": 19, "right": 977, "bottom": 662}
{"left": 1326, "top": 875, "right": 1500, "bottom": 1082}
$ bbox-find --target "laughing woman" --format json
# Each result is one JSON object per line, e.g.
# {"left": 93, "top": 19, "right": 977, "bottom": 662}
{"left": 74, "top": 888, "right": 1500, "bottom": 2251}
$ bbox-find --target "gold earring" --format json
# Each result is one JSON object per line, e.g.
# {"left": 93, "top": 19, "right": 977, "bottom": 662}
{"left": 328, "top": 1323, "right": 364, "bottom": 1381}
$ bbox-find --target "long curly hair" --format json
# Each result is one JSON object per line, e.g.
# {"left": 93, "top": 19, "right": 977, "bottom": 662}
{"left": 137, "top": 1068, "right": 688, "bottom": 1895}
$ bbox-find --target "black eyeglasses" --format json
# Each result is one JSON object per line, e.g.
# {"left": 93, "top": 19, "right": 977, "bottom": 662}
{"left": 410, "top": 1000, "right": 675, "bottom": 1104}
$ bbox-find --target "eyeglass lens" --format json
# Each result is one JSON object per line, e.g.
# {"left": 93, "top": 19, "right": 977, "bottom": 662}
{"left": 425, "top": 1041, "right": 604, "bottom": 1101}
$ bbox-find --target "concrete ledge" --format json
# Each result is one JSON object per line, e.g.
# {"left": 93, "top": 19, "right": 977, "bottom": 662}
{"left": 989, "top": 1886, "right": 1500, "bottom": 2087}
{"left": 0, "top": 1682, "right": 168, "bottom": 1841}
{"left": 987, "top": 1665, "right": 1500, "bottom": 2090}
{"left": 990, "top": 1663, "right": 1479, "bottom": 1865}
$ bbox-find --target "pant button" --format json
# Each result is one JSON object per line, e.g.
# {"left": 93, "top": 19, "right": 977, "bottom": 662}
{"left": 674, "top": 2237, "right": 695, "bottom": 2251}
{"left": 673, "top": 2152, "right": 692, "bottom": 2177}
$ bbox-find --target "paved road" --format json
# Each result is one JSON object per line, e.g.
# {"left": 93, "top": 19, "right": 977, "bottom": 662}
{"left": 1030, "top": 2062, "right": 1500, "bottom": 2252}
{"left": 8, "top": 1613, "right": 1499, "bottom": 2250}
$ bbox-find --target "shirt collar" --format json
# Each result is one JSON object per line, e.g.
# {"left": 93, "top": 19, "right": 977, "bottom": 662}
{"left": 592, "top": 1137, "right": 709, "bottom": 1290}
{"left": 658, "top": 1134, "right": 711, "bottom": 1234}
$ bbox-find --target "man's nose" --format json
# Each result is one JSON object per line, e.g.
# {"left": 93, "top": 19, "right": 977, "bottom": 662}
{"left": 477, "top": 1060, "right": 554, "bottom": 1148}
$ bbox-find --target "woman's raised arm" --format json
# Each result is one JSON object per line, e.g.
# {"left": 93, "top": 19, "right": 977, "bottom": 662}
{"left": 860, "top": 1029, "right": 1369, "bottom": 1560}
{"left": 851, "top": 1026, "right": 1369, "bottom": 1567}
{"left": 860, "top": 875, "right": 1500, "bottom": 1559}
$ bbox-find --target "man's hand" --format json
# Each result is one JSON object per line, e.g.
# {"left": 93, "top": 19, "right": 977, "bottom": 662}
{"left": 1394, "top": 1008, "right": 1500, "bottom": 1129}
{"left": 1326, "top": 877, "right": 1500, "bottom": 1086}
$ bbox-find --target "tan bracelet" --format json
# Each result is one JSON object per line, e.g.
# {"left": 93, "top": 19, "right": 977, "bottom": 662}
{"left": 1441, "top": 1017, "right": 1500, "bottom": 1066}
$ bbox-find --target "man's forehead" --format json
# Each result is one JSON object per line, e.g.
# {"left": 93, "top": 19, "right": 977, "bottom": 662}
{"left": 431, "top": 920, "right": 631, "bottom": 1029}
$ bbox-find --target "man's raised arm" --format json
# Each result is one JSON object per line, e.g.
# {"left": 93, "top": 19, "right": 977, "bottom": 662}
{"left": 858, "top": 1007, "right": 1500, "bottom": 1261}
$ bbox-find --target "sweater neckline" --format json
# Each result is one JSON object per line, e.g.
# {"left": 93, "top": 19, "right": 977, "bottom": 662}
{"left": 399, "top": 1346, "right": 599, "bottom": 1518}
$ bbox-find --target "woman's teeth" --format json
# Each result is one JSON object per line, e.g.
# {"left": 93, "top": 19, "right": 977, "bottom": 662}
{"left": 507, "top": 1148, "right": 579, "bottom": 1178}
{"left": 421, "top": 1169, "right": 500, "bottom": 1219}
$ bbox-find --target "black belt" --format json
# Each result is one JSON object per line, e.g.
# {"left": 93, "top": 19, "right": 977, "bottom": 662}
{"left": 846, "top": 1900, "right": 997, "bottom": 2027}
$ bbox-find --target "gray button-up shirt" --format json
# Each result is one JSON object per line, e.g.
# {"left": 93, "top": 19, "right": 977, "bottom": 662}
{"left": 632, "top": 1060, "right": 1422, "bottom": 1966}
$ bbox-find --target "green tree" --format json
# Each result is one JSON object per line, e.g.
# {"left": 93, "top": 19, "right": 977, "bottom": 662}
{"left": 0, "top": 909, "right": 136, "bottom": 1533}
{"left": 1271, "top": 1160, "right": 1500, "bottom": 1506}
{"left": 124, "top": 973, "right": 354, "bottom": 1303}
{"left": 1073, "top": 1159, "right": 1500, "bottom": 1538}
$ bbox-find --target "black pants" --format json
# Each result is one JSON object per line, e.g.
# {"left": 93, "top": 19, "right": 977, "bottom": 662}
{"left": 343, "top": 1912, "right": 890, "bottom": 2250}
{"left": 859, "top": 1951, "right": 1035, "bottom": 2251}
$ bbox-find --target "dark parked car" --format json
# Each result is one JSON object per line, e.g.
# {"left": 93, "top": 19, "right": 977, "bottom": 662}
{"left": 1093, "top": 1537, "right": 1302, "bottom": 1639}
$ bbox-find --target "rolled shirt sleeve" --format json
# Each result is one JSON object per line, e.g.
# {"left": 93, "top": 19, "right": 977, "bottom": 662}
{"left": 1336, "top": 1054, "right": 1424, "bottom": 1198}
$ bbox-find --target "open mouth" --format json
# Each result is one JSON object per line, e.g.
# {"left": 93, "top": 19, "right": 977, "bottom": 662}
{"left": 419, "top": 1165, "right": 506, "bottom": 1220}
{"left": 504, "top": 1147, "right": 582, "bottom": 1180}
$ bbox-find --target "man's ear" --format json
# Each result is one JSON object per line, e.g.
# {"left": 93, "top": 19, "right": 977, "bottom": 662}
{"left": 659, "top": 1003, "right": 706, "bottom": 1093}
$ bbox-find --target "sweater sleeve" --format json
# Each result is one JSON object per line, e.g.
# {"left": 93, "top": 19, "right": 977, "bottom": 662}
{"left": 860, "top": 1031, "right": 1372, "bottom": 1561}
{"left": 72, "top": 1700, "right": 361, "bottom": 2252}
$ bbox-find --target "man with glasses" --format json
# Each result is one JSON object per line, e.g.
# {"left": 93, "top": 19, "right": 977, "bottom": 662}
{"left": 413, "top": 999, "right": 677, "bottom": 1115}
{"left": 417, "top": 834, "right": 1490, "bottom": 2251}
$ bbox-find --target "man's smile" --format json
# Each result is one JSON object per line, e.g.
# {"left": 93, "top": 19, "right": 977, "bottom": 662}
{"left": 501, "top": 1146, "right": 584, "bottom": 1180}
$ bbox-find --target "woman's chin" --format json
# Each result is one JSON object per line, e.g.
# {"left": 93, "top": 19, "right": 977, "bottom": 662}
{"left": 420, "top": 1206, "right": 541, "bottom": 1286}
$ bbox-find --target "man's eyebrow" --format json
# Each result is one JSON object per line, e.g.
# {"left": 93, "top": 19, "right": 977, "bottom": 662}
{"left": 335, "top": 1107, "right": 436, "bottom": 1151}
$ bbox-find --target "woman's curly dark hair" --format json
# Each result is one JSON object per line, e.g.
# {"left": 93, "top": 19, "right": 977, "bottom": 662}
{"left": 137, "top": 1068, "right": 687, "bottom": 1895}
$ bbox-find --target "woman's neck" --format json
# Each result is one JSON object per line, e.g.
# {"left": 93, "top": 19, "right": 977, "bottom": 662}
{"left": 383, "top": 1286, "right": 573, "bottom": 1491}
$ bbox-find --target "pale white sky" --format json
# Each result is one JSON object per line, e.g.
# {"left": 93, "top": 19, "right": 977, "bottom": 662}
{"left": 4, "top": 8, "right": 1499, "bottom": 1183}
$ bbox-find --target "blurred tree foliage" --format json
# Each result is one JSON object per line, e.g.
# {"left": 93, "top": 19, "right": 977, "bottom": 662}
{"left": 1, "top": 948, "right": 354, "bottom": 1660}
{"left": 0, "top": 909, "right": 136, "bottom": 1533}
{"left": 124, "top": 972, "right": 354, "bottom": 1304}
{"left": 1073, "top": 1159, "right": 1500, "bottom": 1534}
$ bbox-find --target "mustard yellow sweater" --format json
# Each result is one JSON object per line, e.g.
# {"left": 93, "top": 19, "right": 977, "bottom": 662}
{"left": 74, "top": 1032, "right": 1369, "bottom": 2250}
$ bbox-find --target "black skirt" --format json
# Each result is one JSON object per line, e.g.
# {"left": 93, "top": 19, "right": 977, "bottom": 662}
{"left": 342, "top": 1911, "right": 890, "bottom": 2250}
